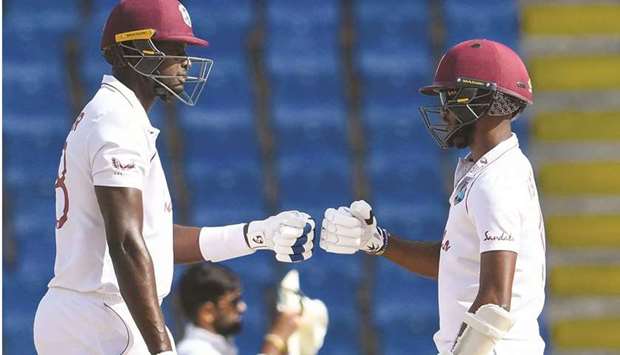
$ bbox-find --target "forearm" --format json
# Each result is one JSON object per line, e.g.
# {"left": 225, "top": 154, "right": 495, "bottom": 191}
{"left": 455, "top": 289, "right": 512, "bottom": 341}
{"left": 173, "top": 224, "right": 202, "bottom": 264}
{"left": 382, "top": 235, "right": 441, "bottom": 279}
{"left": 109, "top": 236, "right": 171, "bottom": 353}
{"left": 174, "top": 223, "right": 256, "bottom": 263}
{"left": 454, "top": 250, "right": 516, "bottom": 341}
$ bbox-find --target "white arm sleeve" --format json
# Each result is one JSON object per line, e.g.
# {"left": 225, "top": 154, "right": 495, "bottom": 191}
{"left": 89, "top": 116, "right": 150, "bottom": 190}
{"left": 468, "top": 180, "right": 523, "bottom": 253}
{"left": 198, "top": 224, "right": 255, "bottom": 262}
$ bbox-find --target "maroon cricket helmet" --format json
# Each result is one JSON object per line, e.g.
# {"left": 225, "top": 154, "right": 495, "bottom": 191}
{"left": 420, "top": 39, "right": 533, "bottom": 104}
{"left": 100, "top": 0, "right": 209, "bottom": 49}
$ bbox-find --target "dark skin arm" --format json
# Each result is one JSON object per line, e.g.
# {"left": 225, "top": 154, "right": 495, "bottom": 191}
{"left": 172, "top": 224, "right": 203, "bottom": 264}
{"left": 382, "top": 235, "right": 442, "bottom": 279}
{"left": 454, "top": 250, "right": 517, "bottom": 340}
{"left": 95, "top": 186, "right": 171, "bottom": 354}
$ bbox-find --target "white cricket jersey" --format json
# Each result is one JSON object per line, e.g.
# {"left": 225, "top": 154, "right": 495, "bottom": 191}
{"left": 48, "top": 75, "right": 174, "bottom": 303}
{"left": 434, "top": 134, "right": 546, "bottom": 354}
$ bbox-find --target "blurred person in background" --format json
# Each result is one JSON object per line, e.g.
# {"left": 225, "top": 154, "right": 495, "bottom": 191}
{"left": 32, "top": 0, "right": 314, "bottom": 354}
{"left": 320, "top": 39, "right": 546, "bottom": 355}
{"left": 177, "top": 264, "right": 301, "bottom": 355}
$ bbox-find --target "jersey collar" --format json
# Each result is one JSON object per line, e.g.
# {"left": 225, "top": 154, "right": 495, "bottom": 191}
{"left": 455, "top": 133, "right": 519, "bottom": 183}
{"left": 101, "top": 75, "right": 156, "bottom": 131}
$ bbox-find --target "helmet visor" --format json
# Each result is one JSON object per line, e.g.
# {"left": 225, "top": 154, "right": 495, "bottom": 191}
{"left": 147, "top": 56, "right": 214, "bottom": 106}
{"left": 419, "top": 86, "right": 494, "bottom": 148}
{"left": 119, "top": 40, "right": 214, "bottom": 106}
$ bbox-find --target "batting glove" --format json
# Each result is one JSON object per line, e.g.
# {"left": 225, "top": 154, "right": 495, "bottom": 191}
{"left": 320, "top": 200, "right": 389, "bottom": 255}
{"left": 246, "top": 211, "right": 315, "bottom": 263}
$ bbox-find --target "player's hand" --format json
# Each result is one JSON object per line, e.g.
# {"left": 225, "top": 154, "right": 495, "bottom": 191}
{"left": 246, "top": 211, "right": 314, "bottom": 263}
{"left": 320, "top": 200, "right": 389, "bottom": 255}
{"left": 269, "top": 310, "right": 302, "bottom": 342}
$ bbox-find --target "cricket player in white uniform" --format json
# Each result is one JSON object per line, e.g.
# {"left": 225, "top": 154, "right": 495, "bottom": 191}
{"left": 33, "top": 1, "right": 315, "bottom": 354}
{"left": 320, "top": 39, "right": 546, "bottom": 355}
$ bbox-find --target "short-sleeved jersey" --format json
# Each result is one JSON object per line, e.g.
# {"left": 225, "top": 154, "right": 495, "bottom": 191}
{"left": 434, "top": 134, "right": 546, "bottom": 353}
{"left": 48, "top": 75, "right": 174, "bottom": 303}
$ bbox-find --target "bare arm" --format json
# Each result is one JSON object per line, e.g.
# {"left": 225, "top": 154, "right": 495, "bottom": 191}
{"left": 95, "top": 186, "right": 171, "bottom": 354}
{"left": 173, "top": 224, "right": 202, "bottom": 264}
{"left": 471, "top": 250, "right": 517, "bottom": 311}
{"left": 382, "top": 235, "right": 441, "bottom": 279}
{"left": 455, "top": 250, "right": 517, "bottom": 338}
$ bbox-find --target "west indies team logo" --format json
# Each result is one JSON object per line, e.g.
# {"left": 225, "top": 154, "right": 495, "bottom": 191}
{"left": 452, "top": 176, "right": 471, "bottom": 205}
{"left": 178, "top": 4, "right": 192, "bottom": 28}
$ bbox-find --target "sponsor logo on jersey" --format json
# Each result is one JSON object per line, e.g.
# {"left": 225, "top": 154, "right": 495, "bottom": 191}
{"left": 453, "top": 176, "right": 471, "bottom": 205}
{"left": 441, "top": 239, "right": 451, "bottom": 252}
{"left": 112, "top": 158, "right": 136, "bottom": 171}
{"left": 483, "top": 230, "right": 514, "bottom": 242}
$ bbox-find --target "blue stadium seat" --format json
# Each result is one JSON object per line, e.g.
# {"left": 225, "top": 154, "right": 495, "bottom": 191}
{"left": 369, "top": 197, "right": 447, "bottom": 242}
{"left": 374, "top": 258, "right": 439, "bottom": 354}
{"left": 267, "top": 0, "right": 339, "bottom": 26}
{"left": 3, "top": 118, "right": 68, "bottom": 193}
{"left": 443, "top": 0, "right": 519, "bottom": 48}
{"left": 5, "top": 0, "right": 77, "bottom": 12}
{"left": 270, "top": 74, "right": 348, "bottom": 165}
{"left": 277, "top": 153, "right": 352, "bottom": 215}
{"left": 180, "top": 103, "right": 258, "bottom": 160}
{"left": 266, "top": 42, "right": 339, "bottom": 77}
{"left": 355, "top": 0, "right": 428, "bottom": 24}
{"left": 3, "top": 270, "right": 45, "bottom": 355}
{"left": 363, "top": 101, "right": 436, "bottom": 151}
{"left": 3, "top": 61, "right": 73, "bottom": 116}
{"left": 188, "top": 168, "right": 265, "bottom": 226}
{"left": 368, "top": 149, "right": 443, "bottom": 196}
{"left": 186, "top": 0, "right": 253, "bottom": 37}
{"left": 197, "top": 58, "right": 254, "bottom": 110}
{"left": 266, "top": 0, "right": 340, "bottom": 77}
{"left": 271, "top": 74, "right": 344, "bottom": 116}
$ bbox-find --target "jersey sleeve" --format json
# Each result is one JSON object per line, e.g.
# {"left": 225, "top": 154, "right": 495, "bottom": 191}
{"left": 89, "top": 116, "right": 150, "bottom": 190}
{"left": 467, "top": 177, "right": 523, "bottom": 254}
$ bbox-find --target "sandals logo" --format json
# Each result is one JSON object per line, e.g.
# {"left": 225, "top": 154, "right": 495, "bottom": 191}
{"left": 483, "top": 231, "right": 514, "bottom": 242}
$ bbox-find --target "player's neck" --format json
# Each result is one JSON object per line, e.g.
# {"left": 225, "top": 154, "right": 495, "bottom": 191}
{"left": 113, "top": 70, "right": 157, "bottom": 111}
{"left": 469, "top": 118, "right": 512, "bottom": 162}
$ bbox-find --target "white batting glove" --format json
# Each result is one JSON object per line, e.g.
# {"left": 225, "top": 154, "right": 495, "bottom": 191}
{"left": 246, "top": 211, "right": 315, "bottom": 263}
{"left": 320, "top": 200, "right": 389, "bottom": 255}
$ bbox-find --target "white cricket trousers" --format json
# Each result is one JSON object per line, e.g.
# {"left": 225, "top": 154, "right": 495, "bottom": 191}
{"left": 34, "top": 287, "right": 175, "bottom": 355}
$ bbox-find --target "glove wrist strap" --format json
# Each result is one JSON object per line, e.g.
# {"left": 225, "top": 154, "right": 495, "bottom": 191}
{"left": 245, "top": 220, "right": 270, "bottom": 250}
{"left": 366, "top": 228, "right": 390, "bottom": 256}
